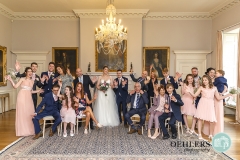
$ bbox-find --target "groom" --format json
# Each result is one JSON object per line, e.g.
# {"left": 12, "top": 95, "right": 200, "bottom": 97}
{"left": 125, "top": 82, "right": 149, "bottom": 135}
{"left": 113, "top": 69, "right": 128, "bottom": 127}
{"left": 32, "top": 84, "right": 62, "bottom": 139}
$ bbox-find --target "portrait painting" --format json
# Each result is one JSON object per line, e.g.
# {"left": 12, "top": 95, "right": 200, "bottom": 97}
{"left": 95, "top": 40, "right": 127, "bottom": 72}
{"left": 52, "top": 47, "right": 78, "bottom": 76}
{"left": 143, "top": 47, "right": 170, "bottom": 79}
{"left": 0, "top": 46, "right": 7, "bottom": 87}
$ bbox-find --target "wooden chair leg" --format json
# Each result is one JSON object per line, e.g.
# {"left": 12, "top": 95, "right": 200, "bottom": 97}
{"left": 43, "top": 120, "right": 46, "bottom": 138}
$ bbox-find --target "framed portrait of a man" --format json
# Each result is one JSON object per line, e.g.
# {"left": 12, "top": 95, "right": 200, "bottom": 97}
{"left": 95, "top": 40, "right": 127, "bottom": 72}
{"left": 52, "top": 47, "right": 78, "bottom": 76}
{"left": 143, "top": 47, "right": 170, "bottom": 79}
{"left": 0, "top": 46, "right": 7, "bottom": 87}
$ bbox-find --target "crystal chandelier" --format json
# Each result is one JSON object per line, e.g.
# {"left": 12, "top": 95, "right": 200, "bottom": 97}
{"left": 95, "top": 0, "right": 127, "bottom": 55}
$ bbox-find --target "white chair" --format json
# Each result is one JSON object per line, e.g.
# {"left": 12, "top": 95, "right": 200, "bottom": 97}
{"left": 176, "top": 120, "right": 183, "bottom": 139}
{"left": 76, "top": 115, "right": 91, "bottom": 134}
{"left": 59, "top": 121, "right": 76, "bottom": 136}
{"left": 42, "top": 116, "right": 60, "bottom": 138}
{"left": 128, "top": 114, "right": 144, "bottom": 134}
{"left": 161, "top": 117, "right": 171, "bottom": 137}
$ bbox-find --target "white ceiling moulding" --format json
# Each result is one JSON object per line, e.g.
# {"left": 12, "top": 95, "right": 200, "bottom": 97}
{"left": 144, "top": 12, "right": 211, "bottom": 20}
{"left": 209, "top": 0, "right": 240, "bottom": 18}
{"left": 73, "top": 9, "right": 149, "bottom": 18}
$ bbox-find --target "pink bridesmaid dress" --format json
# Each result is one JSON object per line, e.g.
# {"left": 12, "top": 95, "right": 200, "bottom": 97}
{"left": 60, "top": 99, "right": 76, "bottom": 125}
{"left": 15, "top": 79, "right": 35, "bottom": 136}
{"left": 181, "top": 84, "right": 196, "bottom": 116}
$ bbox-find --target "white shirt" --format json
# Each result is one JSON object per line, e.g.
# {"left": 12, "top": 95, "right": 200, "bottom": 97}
{"left": 52, "top": 94, "right": 58, "bottom": 101}
{"left": 133, "top": 93, "right": 140, "bottom": 108}
{"left": 78, "top": 75, "right": 83, "bottom": 84}
{"left": 118, "top": 77, "right": 122, "bottom": 85}
{"left": 165, "top": 75, "right": 170, "bottom": 84}
{"left": 169, "top": 93, "right": 173, "bottom": 112}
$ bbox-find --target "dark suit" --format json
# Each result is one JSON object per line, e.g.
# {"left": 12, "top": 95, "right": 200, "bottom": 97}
{"left": 32, "top": 92, "right": 62, "bottom": 134}
{"left": 40, "top": 71, "right": 59, "bottom": 97}
{"left": 158, "top": 93, "right": 183, "bottom": 136}
{"left": 113, "top": 77, "right": 128, "bottom": 124}
{"left": 147, "top": 79, "right": 158, "bottom": 108}
{"left": 16, "top": 72, "right": 43, "bottom": 109}
{"left": 160, "top": 76, "right": 178, "bottom": 94}
{"left": 130, "top": 74, "right": 148, "bottom": 91}
{"left": 125, "top": 92, "right": 149, "bottom": 127}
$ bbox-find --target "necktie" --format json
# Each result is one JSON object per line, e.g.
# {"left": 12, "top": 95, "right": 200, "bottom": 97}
{"left": 168, "top": 95, "right": 171, "bottom": 111}
{"left": 138, "top": 78, "right": 143, "bottom": 82}
{"left": 136, "top": 94, "right": 140, "bottom": 108}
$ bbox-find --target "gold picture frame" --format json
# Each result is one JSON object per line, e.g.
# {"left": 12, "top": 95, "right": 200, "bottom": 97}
{"left": 52, "top": 47, "right": 79, "bottom": 76}
{"left": 143, "top": 47, "right": 170, "bottom": 79}
{"left": 95, "top": 40, "right": 127, "bottom": 72}
{"left": 0, "top": 46, "right": 7, "bottom": 87}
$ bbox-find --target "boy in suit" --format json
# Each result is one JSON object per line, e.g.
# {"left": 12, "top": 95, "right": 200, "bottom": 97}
{"left": 158, "top": 83, "right": 184, "bottom": 139}
{"left": 160, "top": 68, "right": 178, "bottom": 94}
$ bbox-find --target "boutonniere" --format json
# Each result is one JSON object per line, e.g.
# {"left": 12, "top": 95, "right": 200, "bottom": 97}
{"left": 51, "top": 73, "right": 55, "bottom": 78}
{"left": 167, "top": 78, "right": 171, "bottom": 83}
{"left": 58, "top": 99, "right": 62, "bottom": 104}
{"left": 35, "top": 78, "right": 39, "bottom": 81}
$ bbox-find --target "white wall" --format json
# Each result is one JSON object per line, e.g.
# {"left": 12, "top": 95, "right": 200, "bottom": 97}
{"left": 211, "top": 4, "right": 240, "bottom": 68}
{"left": 12, "top": 19, "right": 80, "bottom": 66}
{"left": 143, "top": 20, "right": 212, "bottom": 75}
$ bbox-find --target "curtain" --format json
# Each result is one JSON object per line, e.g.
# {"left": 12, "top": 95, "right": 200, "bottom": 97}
{"left": 237, "top": 31, "right": 240, "bottom": 122}
{"left": 216, "top": 31, "right": 223, "bottom": 69}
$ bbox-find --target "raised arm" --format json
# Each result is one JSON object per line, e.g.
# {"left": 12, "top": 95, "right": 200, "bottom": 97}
{"left": 57, "top": 81, "right": 64, "bottom": 99}
{"left": 6, "top": 76, "right": 24, "bottom": 89}
{"left": 188, "top": 87, "right": 202, "bottom": 98}
{"left": 130, "top": 74, "right": 138, "bottom": 82}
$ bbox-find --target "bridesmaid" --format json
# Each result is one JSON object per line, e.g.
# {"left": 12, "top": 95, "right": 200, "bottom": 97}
{"left": 57, "top": 81, "right": 76, "bottom": 137}
{"left": 74, "top": 82, "right": 102, "bottom": 134}
{"left": 147, "top": 68, "right": 158, "bottom": 109}
{"left": 147, "top": 85, "right": 166, "bottom": 139}
{"left": 181, "top": 74, "right": 197, "bottom": 135}
{"left": 5, "top": 67, "right": 42, "bottom": 136}
{"left": 188, "top": 75, "right": 231, "bottom": 140}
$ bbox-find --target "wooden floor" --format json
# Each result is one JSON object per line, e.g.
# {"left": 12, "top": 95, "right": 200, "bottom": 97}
{"left": 0, "top": 110, "right": 240, "bottom": 159}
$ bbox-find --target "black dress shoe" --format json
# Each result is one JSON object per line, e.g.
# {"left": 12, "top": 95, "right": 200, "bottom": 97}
{"left": 172, "top": 133, "right": 177, "bottom": 139}
{"left": 32, "top": 132, "right": 43, "bottom": 140}
{"left": 127, "top": 128, "right": 137, "bottom": 134}
{"left": 90, "top": 126, "right": 94, "bottom": 130}
{"left": 163, "top": 134, "right": 170, "bottom": 140}
{"left": 138, "top": 128, "right": 143, "bottom": 135}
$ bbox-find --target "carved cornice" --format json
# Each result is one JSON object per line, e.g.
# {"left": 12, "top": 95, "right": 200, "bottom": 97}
{"left": 11, "top": 12, "right": 77, "bottom": 20}
{"left": 73, "top": 9, "right": 149, "bottom": 18}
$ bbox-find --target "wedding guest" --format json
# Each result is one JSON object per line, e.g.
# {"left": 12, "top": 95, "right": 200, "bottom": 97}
{"left": 130, "top": 69, "right": 149, "bottom": 91}
{"left": 73, "top": 68, "right": 97, "bottom": 129}
{"left": 40, "top": 62, "right": 59, "bottom": 98}
{"left": 180, "top": 74, "right": 197, "bottom": 135}
{"left": 188, "top": 75, "right": 231, "bottom": 140}
{"left": 113, "top": 69, "right": 128, "bottom": 127}
{"left": 15, "top": 61, "right": 45, "bottom": 109}
{"left": 57, "top": 83, "right": 76, "bottom": 137}
{"left": 160, "top": 68, "right": 178, "bottom": 94}
{"left": 5, "top": 67, "right": 43, "bottom": 136}
{"left": 205, "top": 67, "right": 215, "bottom": 82}
{"left": 147, "top": 67, "right": 159, "bottom": 109}
{"left": 56, "top": 65, "right": 73, "bottom": 94}
{"left": 158, "top": 83, "right": 184, "bottom": 139}
{"left": 191, "top": 67, "right": 201, "bottom": 108}
{"left": 32, "top": 84, "right": 62, "bottom": 140}
{"left": 125, "top": 82, "right": 149, "bottom": 135}
{"left": 74, "top": 82, "right": 102, "bottom": 134}
{"left": 147, "top": 85, "right": 166, "bottom": 139}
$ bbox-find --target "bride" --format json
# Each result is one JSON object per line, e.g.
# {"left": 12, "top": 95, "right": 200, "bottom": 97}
{"left": 93, "top": 66, "right": 120, "bottom": 127}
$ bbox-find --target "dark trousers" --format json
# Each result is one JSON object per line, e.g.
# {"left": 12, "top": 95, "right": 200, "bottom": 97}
{"left": 159, "top": 112, "right": 177, "bottom": 136}
{"left": 117, "top": 98, "right": 127, "bottom": 125}
{"left": 32, "top": 94, "right": 37, "bottom": 110}
{"left": 125, "top": 108, "right": 146, "bottom": 127}
{"left": 32, "top": 111, "right": 61, "bottom": 134}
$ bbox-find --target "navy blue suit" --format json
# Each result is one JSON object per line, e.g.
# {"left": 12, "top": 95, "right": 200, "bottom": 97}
{"left": 125, "top": 92, "right": 149, "bottom": 127}
{"left": 158, "top": 93, "right": 183, "bottom": 136}
{"left": 32, "top": 92, "right": 62, "bottom": 134}
{"left": 40, "top": 71, "right": 59, "bottom": 97}
{"left": 160, "top": 76, "right": 178, "bottom": 94}
{"left": 113, "top": 77, "right": 128, "bottom": 124}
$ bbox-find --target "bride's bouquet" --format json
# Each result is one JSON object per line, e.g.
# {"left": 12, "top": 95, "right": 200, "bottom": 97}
{"left": 99, "top": 81, "right": 110, "bottom": 96}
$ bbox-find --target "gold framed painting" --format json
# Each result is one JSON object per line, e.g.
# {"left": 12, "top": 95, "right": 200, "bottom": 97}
{"left": 95, "top": 40, "right": 127, "bottom": 72}
{"left": 52, "top": 47, "right": 78, "bottom": 76}
{"left": 0, "top": 46, "right": 7, "bottom": 87}
{"left": 143, "top": 47, "right": 170, "bottom": 79}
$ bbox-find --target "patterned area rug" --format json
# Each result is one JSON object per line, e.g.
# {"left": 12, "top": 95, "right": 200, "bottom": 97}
{"left": 0, "top": 125, "right": 232, "bottom": 160}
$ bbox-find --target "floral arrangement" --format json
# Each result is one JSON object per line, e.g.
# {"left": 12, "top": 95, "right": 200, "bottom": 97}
{"left": 228, "top": 87, "right": 240, "bottom": 94}
{"left": 4, "top": 68, "right": 19, "bottom": 84}
{"left": 99, "top": 81, "right": 110, "bottom": 96}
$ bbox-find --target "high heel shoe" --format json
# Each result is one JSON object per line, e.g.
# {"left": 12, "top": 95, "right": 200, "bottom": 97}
{"left": 84, "top": 129, "right": 88, "bottom": 134}
{"left": 70, "top": 130, "right": 74, "bottom": 137}
{"left": 189, "top": 130, "right": 198, "bottom": 136}
{"left": 198, "top": 134, "right": 203, "bottom": 140}
{"left": 151, "top": 132, "right": 160, "bottom": 139}
{"left": 148, "top": 133, "right": 152, "bottom": 138}
{"left": 97, "top": 123, "right": 103, "bottom": 128}
{"left": 209, "top": 135, "right": 213, "bottom": 140}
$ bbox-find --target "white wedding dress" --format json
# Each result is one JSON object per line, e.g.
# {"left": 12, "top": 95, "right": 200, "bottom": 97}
{"left": 93, "top": 79, "right": 120, "bottom": 127}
